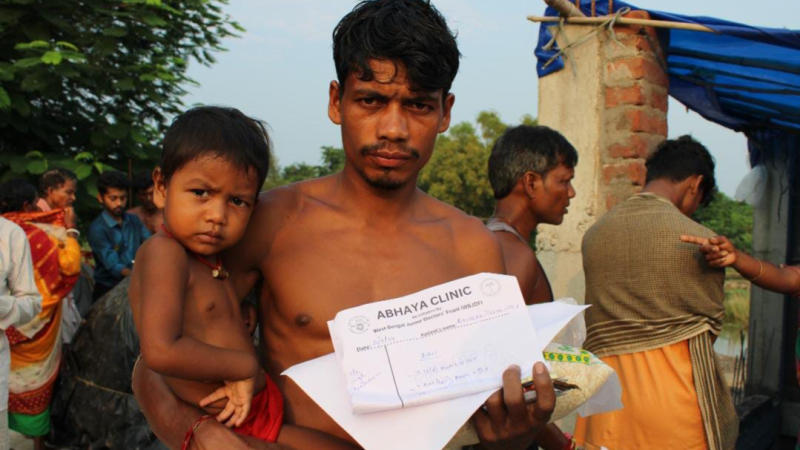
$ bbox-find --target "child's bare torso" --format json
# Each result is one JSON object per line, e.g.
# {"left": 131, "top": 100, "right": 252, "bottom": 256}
{"left": 130, "top": 238, "right": 257, "bottom": 412}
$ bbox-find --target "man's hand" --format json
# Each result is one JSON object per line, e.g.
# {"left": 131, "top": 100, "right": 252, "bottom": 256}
{"left": 471, "top": 362, "right": 555, "bottom": 450}
{"left": 680, "top": 234, "right": 737, "bottom": 268}
{"left": 199, "top": 377, "right": 256, "bottom": 428}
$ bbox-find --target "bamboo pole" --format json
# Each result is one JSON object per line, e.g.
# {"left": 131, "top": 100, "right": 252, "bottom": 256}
{"left": 527, "top": 15, "right": 715, "bottom": 33}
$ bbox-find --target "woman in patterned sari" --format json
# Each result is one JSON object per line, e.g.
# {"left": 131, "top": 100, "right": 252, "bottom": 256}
{"left": 0, "top": 180, "right": 80, "bottom": 450}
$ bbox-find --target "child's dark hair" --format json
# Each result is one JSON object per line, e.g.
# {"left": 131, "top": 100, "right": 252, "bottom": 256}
{"left": 160, "top": 106, "right": 270, "bottom": 190}
{"left": 97, "top": 170, "right": 130, "bottom": 195}
{"left": 39, "top": 168, "right": 77, "bottom": 195}
{"left": 333, "top": 0, "right": 460, "bottom": 96}
{"left": 645, "top": 135, "right": 717, "bottom": 206}
{"left": 0, "top": 179, "right": 37, "bottom": 213}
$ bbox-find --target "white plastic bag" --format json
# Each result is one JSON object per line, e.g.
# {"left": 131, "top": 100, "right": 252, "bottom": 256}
{"left": 61, "top": 293, "right": 82, "bottom": 344}
{"left": 734, "top": 164, "right": 767, "bottom": 206}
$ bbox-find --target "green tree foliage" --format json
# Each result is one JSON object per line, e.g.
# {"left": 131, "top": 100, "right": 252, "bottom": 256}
{"left": 271, "top": 146, "right": 345, "bottom": 187}
{"left": 418, "top": 111, "right": 537, "bottom": 218}
{"left": 693, "top": 191, "right": 753, "bottom": 252}
{"left": 0, "top": 0, "right": 241, "bottom": 219}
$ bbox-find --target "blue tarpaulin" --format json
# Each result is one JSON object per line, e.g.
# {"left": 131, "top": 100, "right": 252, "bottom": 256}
{"left": 535, "top": 0, "right": 800, "bottom": 138}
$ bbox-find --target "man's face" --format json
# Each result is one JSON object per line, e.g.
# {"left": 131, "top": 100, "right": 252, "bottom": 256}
{"left": 98, "top": 187, "right": 128, "bottom": 218}
{"left": 531, "top": 163, "right": 576, "bottom": 225}
{"left": 46, "top": 179, "right": 77, "bottom": 209}
{"left": 328, "top": 59, "right": 454, "bottom": 190}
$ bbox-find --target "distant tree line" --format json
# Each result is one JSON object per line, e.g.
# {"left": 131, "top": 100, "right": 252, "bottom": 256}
{"left": 268, "top": 110, "right": 752, "bottom": 250}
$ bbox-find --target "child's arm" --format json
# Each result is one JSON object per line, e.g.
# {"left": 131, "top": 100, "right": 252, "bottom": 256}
{"left": 137, "top": 237, "right": 258, "bottom": 382}
{"left": 681, "top": 234, "right": 800, "bottom": 295}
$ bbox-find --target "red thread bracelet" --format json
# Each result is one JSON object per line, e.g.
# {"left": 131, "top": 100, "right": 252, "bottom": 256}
{"left": 181, "top": 414, "right": 215, "bottom": 450}
{"left": 563, "top": 432, "right": 576, "bottom": 450}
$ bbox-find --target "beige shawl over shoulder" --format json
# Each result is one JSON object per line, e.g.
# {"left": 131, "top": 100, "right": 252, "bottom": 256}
{"left": 582, "top": 192, "right": 737, "bottom": 450}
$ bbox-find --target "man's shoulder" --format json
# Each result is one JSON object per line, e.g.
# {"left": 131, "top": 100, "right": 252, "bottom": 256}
{"left": 0, "top": 216, "right": 24, "bottom": 236}
{"left": 0, "top": 217, "right": 26, "bottom": 250}
{"left": 88, "top": 213, "right": 107, "bottom": 232}
{"left": 419, "top": 192, "right": 493, "bottom": 239}
{"left": 254, "top": 179, "right": 318, "bottom": 227}
{"left": 417, "top": 193, "right": 502, "bottom": 270}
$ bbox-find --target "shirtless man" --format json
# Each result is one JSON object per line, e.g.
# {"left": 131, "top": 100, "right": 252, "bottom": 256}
{"left": 486, "top": 125, "right": 577, "bottom": 304}
{"left": 133, "top": 1, "right": 555, "bottom": 448}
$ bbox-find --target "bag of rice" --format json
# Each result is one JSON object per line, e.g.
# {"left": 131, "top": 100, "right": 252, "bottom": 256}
{"left": 444, "top": 343, "right": 621, "bottom": 448}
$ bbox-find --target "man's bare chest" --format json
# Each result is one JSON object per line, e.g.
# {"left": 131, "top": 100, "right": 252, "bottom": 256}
{"left": 264, "top": 227, "right": 470, "bottom": 324}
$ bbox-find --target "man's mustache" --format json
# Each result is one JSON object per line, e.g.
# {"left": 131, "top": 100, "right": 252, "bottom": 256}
{"left": 360, "top": 142, "right": 420, "bottom": 160}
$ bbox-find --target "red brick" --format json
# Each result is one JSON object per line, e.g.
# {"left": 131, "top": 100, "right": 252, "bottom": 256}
{"left": 602, "top": 161, "right": 646, "bottom": 186}
{"left": 607, "top": 57, "right": 668, "bottom": 87}
{"left": 623, "top": 10, "right": 651, "bottom": 20}
{"left": 607, "top": 134, "right": 650, "bottom": 159}
{"left": 625, "top": 109, "right": 667, "bottom": 136}
{"left": 650, "top": 89, "right": 668, "bottom": 112}
{"left": 605, "top": 85, "right": 646, "bottom": 108}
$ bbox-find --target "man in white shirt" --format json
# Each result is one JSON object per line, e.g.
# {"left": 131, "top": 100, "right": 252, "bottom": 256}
{"left": 0, "top": 216, "right": 42, "bottom": 450}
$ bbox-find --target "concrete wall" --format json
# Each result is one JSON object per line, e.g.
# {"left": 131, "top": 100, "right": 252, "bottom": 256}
{"left": 537, "top": 11, "right": 668, "bottom": 302}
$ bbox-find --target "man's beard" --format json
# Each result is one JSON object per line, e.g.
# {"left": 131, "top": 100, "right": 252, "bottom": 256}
{"left": 358, "top": 143, "right": 420, "bottom": 191}
{"left": 110, "top": 207, "right": 124, "bottom": 217}
{"left": 363, "top": 170, "right": 406, "bottom": 190}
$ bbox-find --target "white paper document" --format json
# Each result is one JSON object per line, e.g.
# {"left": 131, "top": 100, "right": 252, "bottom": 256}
{"left": 283, "top": 280, "right": 589, "bottom": 450}
{"left": 328, "top": 273, "right": 540, "bottom": 413}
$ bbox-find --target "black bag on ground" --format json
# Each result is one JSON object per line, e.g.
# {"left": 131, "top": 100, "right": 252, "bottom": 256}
{"left": 51, "top": 278, "right": 166, "bottom": 449}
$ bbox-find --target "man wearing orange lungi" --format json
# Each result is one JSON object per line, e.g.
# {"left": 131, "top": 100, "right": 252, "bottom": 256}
{"left": 575, "top": 136, "right": 737, "bottom": 450}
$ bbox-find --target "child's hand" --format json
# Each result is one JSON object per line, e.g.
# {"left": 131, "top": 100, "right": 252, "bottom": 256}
{"left": 680, "top": 234, "right": 737, "bottom": 268}
{"left": 199, "top": 377, "right": 255, "bottom": 428}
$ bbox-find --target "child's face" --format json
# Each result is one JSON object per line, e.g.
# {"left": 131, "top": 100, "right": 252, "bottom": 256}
{"left": 154, "top": 155, "right": 260, "bottom": 256}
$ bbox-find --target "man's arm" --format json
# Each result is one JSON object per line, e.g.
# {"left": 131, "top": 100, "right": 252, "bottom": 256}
{"left": 0, "top": 224, "right": 42, "bottom": 329}
{"left": 132, "top": 360, "right": 267, "bottom": 450}
{"left": 458, "top": 218, "right": 557, "bottom": 449}
{"left": 87, "top": 222, "right": 129, "bottom": 277}
{"left": 133, "top": 357, "right": 358, "bottom": 450}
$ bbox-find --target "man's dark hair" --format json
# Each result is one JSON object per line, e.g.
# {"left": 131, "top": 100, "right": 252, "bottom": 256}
{"left": 39, "top": 168, "right": 77, "bottom": 194}
{"left": 333, "top": 0, "right": 460, "bottom": 95}
{"left": 160, "top": 106, "right": 271, "bottom": 190}
{"left": 0, "top": 179, "right": 37, "bottom": 213}
{"left": 132, "top": 170, "right": 154, "bottom": 193}
{"left": 97, "top": 170, "right": 130, "bottom": 196}
{"left": 488, "top": 125, "right": 578, "bottom": 199}
{"left": 645, "top": 135, "right": 716, "bottom": 206}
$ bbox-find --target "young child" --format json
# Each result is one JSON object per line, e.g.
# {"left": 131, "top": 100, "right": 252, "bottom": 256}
{"left": 129, "top": 106, "right": 280, "bottom": 443}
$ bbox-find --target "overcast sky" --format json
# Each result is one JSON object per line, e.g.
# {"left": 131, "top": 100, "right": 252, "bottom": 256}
{"left": 184, "top": 0, "right": 800, "bottom": 196}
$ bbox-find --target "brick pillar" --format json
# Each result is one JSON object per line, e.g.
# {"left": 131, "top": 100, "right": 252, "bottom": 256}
{"left": 536, "top": 10, "right": 668, "bottom": 302}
